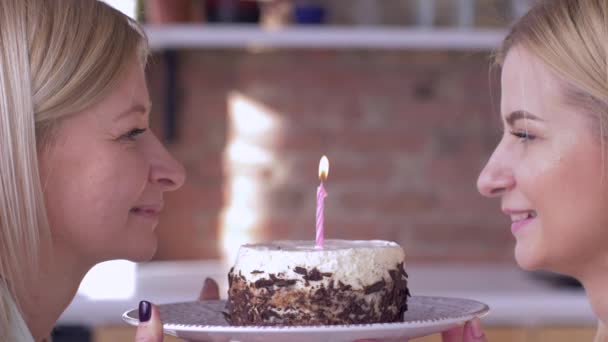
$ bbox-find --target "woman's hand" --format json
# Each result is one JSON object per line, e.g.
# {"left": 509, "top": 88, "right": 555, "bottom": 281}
{"left": 441, "top": 318, "right": 487, "bottom": 342}
{"left": 134, "top": 301, "right": 162, "bottom": 342}
{"left": 134, "top": 278, "right": 221, "bottom": 341}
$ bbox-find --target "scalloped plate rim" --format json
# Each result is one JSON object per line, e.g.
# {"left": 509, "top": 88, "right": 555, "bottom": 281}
{"left": 122, "top": 295, "right": 490, "bottom": 333}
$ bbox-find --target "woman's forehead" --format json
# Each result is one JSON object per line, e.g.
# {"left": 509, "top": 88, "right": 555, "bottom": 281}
{"left": 91, "top": 63, "right": 149, "bottom": 118}
{"left": 501, "top": 47, "right": 565, "bottom": 117}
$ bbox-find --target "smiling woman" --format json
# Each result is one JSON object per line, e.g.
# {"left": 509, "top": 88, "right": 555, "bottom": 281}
{"left": 39, "top": 56, "right": 184, "bottom": 264}
{"left": 480, "top": 45, "right": 606, "bottom": 274}
{"left": 477, "top": 0, "right": 608, "bottom": 341}
{"left": 0, "top": 0, "right": 184, "bottom": 341}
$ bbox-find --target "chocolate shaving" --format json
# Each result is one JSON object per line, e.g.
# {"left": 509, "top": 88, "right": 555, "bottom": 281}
{"left": 312, "top": 287, "right": 327, "bottom": 300}
{"left": 389, "top": 269, "right": 397, "bottom": 282}
{"left": 364, "top": 279, "right": 386, "bottom": 294}
{"left": 228, "top": 268, "right": 234, "bottom": 287}
{"left": 254, "top": 278, "right": 274, "bottom": 288}
{"left": 269, "top": 273, "right": 296, "bottom": 287}
{"left": 261, "top": 309, "right": 280, "bottom": 320}
{"left": 305, "top": 268, "right": 322, "bottom": 281}
{"left": 294, "top": 267, "right": 307, "bottom": 276}
{"left": 338, "top": 281, "right": 352, "bottom": 291}
{"left": 276, "top": 279, "right": 297, "bottom": 287}
{"left": 251, "top": 270, "right": 264, "bottom": 274}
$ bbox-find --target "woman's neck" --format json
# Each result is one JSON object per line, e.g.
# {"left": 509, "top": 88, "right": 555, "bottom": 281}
{"left": 579, "top": 258, "right": 608, "bottom": 327}
{"left": 585, "top": 279, "right": 608, "bottom": 327}
{"left": 17, "top": 247, "right": 92, "bottom": 341}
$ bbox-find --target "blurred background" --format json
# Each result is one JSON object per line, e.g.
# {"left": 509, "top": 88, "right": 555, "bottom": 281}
{"left": 142, "top": 0, "right": 515, "bottom": 264}
{"left": 55, "top": 1, "right": 598, "bottom": 341}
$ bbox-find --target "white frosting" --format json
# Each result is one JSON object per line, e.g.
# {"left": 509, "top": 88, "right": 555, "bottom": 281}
{"left": 231, "top": 239, "right": 405, "bottom": 289}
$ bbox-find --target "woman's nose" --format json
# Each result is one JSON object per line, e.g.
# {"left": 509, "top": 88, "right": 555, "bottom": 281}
{"left": 477, "top": 151, "right": 515, "bottom": 198}
{"left": 148, "top": 135, "right": 186, "bottom": 191}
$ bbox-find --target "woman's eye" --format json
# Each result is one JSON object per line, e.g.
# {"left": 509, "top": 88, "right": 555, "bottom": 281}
{"left": 510, "top": 130, "right": 536, "bottom": 142}
{"left": 121, "top": 128, "right": 147, "bottom": 141}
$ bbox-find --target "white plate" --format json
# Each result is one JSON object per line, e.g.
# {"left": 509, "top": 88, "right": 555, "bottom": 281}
{"left": 123, "top": 296, "right": 489, "bottom": 342}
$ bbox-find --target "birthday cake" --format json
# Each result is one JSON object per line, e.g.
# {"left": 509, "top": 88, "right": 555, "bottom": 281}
{"left": 226, "top": 239, "right": 410, "bottom": 326}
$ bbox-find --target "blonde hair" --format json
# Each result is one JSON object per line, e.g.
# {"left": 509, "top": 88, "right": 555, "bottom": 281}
{"left": 495, "top": 0, "right": 608, "bottom": 139}
{"left": 0, "top": 0, "right": 148, "bottom": 339}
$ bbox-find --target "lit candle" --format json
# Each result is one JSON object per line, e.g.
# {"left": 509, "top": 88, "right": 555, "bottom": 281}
{"left": 316, "top": 156, "right": 329, "bottom": 248}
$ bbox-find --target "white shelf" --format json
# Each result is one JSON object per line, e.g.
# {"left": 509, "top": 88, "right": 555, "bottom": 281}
{"left": 144, "top": 24, "right": 507, "bottom": 51}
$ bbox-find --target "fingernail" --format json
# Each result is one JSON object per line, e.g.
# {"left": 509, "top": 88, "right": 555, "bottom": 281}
{"left": 471, "top": 317, "right": 484, "bottom": 338}
{"left": 139, "top": 300, "right": 151, "bottom": 322}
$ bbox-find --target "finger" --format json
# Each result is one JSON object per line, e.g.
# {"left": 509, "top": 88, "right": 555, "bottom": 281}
{"left": 463, "top": 318, "right": 487, "bottom": 342}
{"left": 441, "top": 325, "right": 464, "bottom": 342}
{"left": 135, "top": 301, "right": 163, "bottom": 342}
{"left": 199, "top": 278, "right": 220, "bottom": 301}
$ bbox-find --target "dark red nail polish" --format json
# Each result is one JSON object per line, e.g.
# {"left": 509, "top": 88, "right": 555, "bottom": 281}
{"left": 139, "top": 300, "right": 151, "bottom": 322}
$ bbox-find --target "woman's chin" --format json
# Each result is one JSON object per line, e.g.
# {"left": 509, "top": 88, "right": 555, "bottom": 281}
{"left": 123, "top": 236, "right": 158, "bottom": 262}
{"left": 514, "top": 243, "right": 545, "bottom": 271}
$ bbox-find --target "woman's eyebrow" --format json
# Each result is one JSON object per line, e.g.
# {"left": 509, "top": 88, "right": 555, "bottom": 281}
{"left": 113, "top": 103, "right": 150, "bottom": 122}
{"left": 505, "top": 110, "right": 543, "bottom": 125}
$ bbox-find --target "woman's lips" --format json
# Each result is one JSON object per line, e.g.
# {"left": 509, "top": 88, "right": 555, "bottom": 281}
{"left": 131, "top": 204, "right": 162, "bottom": 219}
{"left": 505, "top": 210, "right": 537, "bottom": 234}
{"left": 511, "top": 216, "right": 534, "bottom": 234}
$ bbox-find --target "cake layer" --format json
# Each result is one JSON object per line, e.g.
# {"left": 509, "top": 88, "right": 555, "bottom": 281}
{"left": 231, "top": 240, "right": 405, "bottom": 290}
{"left": 227, "top": 239, "right": 409, "bottom": 326}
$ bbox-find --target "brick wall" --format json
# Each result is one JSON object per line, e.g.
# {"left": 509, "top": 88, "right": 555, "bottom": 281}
{"left": 146, "top": 49, "right": 514, "bottom": 264}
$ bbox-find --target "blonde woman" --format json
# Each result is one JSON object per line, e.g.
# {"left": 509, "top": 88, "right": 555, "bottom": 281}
{"left": 474, "top": 0, "right": 608, "bottom": 341}
{"left": 0, "top": 0, "right": 192, "bottom": 340}
{"left": 356, "top": 0, "right": 608, "bottom": 342}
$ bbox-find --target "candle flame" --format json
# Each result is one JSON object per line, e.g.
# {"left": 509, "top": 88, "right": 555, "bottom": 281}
{"left": 318, "top": 155, "right": 329, "bottom": 181}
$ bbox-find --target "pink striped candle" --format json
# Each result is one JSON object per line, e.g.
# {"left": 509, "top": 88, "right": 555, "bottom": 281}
{"left": 316, "top": 156, "right": 329, "bottom": 248}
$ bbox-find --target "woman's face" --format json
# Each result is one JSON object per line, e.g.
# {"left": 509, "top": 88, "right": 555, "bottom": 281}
{"left": 39, "top": 60, "right": 185, "bottom": 265}
{"left": 477, "top": 47, "right": 608, "bottom": 276}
